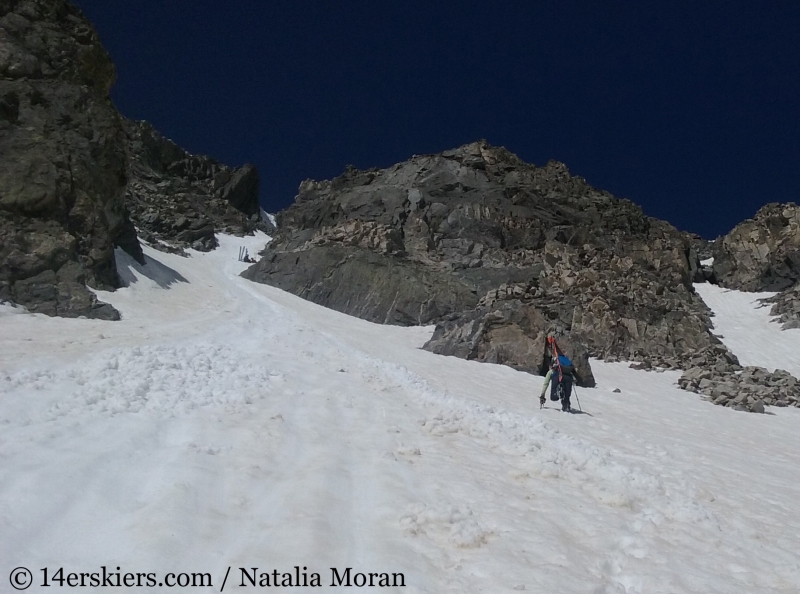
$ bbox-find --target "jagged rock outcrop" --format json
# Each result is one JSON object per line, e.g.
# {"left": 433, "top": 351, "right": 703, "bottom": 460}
{"left": 711, "top": 202, "right": 800, "bottom": 332}
{"left": 1, "top": 0, "right": 269, "bottom": 319}
{"left": 0, "top": 0, "right": 142, "bottom": 319}
{"left": 764, "top": 283, "right": 800, "bottom": 329}
{"left": 244, "top": 141, "right": 734, "bottom": 383}
{"left": 424, "top": 232, "right": 732, "bottom": 389}
{"left": 684, "top": 232, "right": 716, "bottom": 283}
{"left": 713, "top": 203, "right": 800, "bottom": 292}
{"left": 123, "top": 118, "right": 270, "bottom": 253}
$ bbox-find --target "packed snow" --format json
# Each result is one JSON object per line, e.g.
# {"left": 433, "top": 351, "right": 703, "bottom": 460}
{"left": 1, "top": 235, "right": 799, "bottom": 593}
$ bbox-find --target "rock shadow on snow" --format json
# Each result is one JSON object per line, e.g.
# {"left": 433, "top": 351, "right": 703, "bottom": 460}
{"left": 115, "top": 248, "right": 188, "bottom": 289}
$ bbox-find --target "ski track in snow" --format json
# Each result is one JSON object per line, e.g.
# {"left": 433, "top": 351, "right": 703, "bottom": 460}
{"left": 1, "top": 234, "right": 799, "bottom": 593}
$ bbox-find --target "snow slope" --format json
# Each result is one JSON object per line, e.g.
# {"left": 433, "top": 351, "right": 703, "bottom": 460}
{"left": 1, "top": 235, "right": 799, "bottom": 593}
{"left": 694, "top": 283, "right": 800, "bottom": 376}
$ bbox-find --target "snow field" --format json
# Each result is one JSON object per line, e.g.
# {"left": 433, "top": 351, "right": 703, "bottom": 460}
{"left": 694, "top": 282, "right": 800, "bottom": 377}
{"left": 1, "top": 234, "right": 799, "bottom": 593}
{"left": 2, "top": 344, "right": 276, "bottom": 423}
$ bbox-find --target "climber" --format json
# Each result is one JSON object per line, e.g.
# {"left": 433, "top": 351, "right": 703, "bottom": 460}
{"left": 540, "top": 358, "right": 575, "bottom": 412}
{"left": 539, "top": 337, "right": 577, "bottom": 412}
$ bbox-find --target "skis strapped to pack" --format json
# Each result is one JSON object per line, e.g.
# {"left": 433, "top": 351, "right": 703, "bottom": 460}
{"left": 547, "top": 336, "right": 562, "bottom": 382}
{"left": 547, "top": 336, "right": 574, "bottom": 382}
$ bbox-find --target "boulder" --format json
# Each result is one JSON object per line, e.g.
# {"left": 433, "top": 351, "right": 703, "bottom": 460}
{"left": 423, "top": 301, "right": 595, "bottom": 386}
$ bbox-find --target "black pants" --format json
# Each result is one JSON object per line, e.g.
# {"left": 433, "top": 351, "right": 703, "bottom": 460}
{"left": 550, "top": 374, "right": 573, "bottom": 410}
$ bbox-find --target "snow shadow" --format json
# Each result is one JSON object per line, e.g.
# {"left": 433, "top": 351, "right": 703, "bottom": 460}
{"left": 115, "top": 248, "right": 188, "bottom": 289}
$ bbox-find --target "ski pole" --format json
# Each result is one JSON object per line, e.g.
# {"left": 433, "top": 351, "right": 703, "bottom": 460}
{"left": 574, "top": 386, "right": 582, "bottom": 412}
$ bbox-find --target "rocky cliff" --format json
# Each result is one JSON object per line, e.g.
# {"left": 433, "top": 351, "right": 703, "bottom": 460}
{"left": 0, "top": 0, "right": 269, "bottom": 319}
{"left": 713, "top": 202, "right": 800, "bottom": 292}
{"left": 244, "top": 142, "right": 738, "bottom": 386}
{"left": 0, "top": 0, "right": 141, "bottom": 319}
{"left": 711, "top": 202, "right": 800, "bottom": 330}
{"left": 123, "top": 118, "right": 270, "bottom": 254}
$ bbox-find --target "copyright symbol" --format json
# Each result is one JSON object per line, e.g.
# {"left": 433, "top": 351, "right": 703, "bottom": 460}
{"left": 9, "top": 567, "right": 32, "bottom": 590}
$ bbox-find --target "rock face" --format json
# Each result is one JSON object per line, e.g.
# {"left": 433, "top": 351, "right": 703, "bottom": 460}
{"left": 711, "top": 202, "right": 800, "bottom": 331}
{"left": 427, "top": 221, "right": 730, "bottom": 383}
{"left": 244, "top": 141, "right": 735, "bottom": 384}
{"left": 0, "top": 0, "right": 141, "bottom": 319}
{"left": 123, "top": 118, "right": 270, "bottom": 253}
{"left": 684, "top": 232, "right": 716, "bottom": 283}
{"left": 765, "top": 283, "right": 800, "bottom": 329}
{"left": 0, "top": 0, "right": 268, "bottom": 319}
{"left": 713, "top": 203, "right": 800, "bottom": 292}
{"left": 425, "top": 304, "right": 595, "bottom": 386}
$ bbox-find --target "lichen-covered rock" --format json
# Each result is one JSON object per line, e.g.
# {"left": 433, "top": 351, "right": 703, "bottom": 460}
{"left": 123, "top": 118, "right": 270, "bottom": 253}
{"left": 712, "top": 203, "right": 800, "bottom": 292}
{"left": 0, "top": 0, "right": 141, "bottom": 319}
{"left": 244, "top": 141, "right": 734, "bottom": 380}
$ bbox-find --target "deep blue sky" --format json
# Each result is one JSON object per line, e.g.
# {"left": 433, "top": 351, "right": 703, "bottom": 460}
{"left": 74, "top": 1, "right": 799, "bottom": 239}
